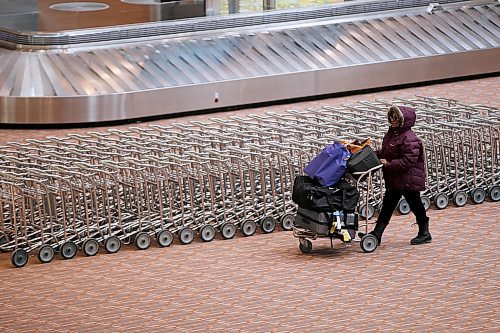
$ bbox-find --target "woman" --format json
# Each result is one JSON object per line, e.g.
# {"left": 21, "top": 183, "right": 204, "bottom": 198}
{"left": 360, "top": 105, "right": 432, "bottom": 246}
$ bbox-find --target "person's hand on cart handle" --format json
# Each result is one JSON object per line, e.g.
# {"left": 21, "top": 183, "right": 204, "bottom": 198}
{"left": 380, "top": 158, "right": 388, "bottom": 166}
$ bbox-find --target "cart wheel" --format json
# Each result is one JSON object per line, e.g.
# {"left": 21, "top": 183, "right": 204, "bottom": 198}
{"left": 60, "top": 241, "right": 77, "bottom": 259}
{"left": 421, "top": 196, "right": 431, "bottom": 211}
{"left": 280, "top": 214, "right": 294, "bottom": 231}
{"left": 104, "top": 236, "right": 121, "bottom": 254}
{"left": 38, "top": 244, "right": 55, "bottom": 264}
{"left": 488, "top": 185, "right": 500, "bottom": 202}
{"left": 241, "top": 220, "right": 257, "bottom": 237}
{"left": 260, "top": 216, "right": 276, "bottom": 233}
{"left": 157, "top": 229, "right": 173, "bottom": 247}
{"left": 299, "top": 239, "right": 312, "bottom": 254}
{"left": 82, "top": 239, "right": 99, "bottom": 257}
{"left": 397, "top": 199, "right": 410, "bottom": 215}
{"left": 134, "top": 232, "right": 151, "bottom": 250}
{"left": 470, "top": 187, "right": 486, "bottom": 204}
{"left": 433, "top": 193, "right": 449, "bottom": 210}
{"left": 453, "top": 190, "right": 467, "bottom": 207}
{"left": 178, "top": 227, "right": 195, "bottom": 244}
{"left": 359, "top": 204, "right": 375, "bottom": 220}
{"left": 360, "top": 234, "right": 378, "bottom": 253}
{"left": 220, "top": 222, "right": 236, "bottom": 240}
{"left": 11, "top": 248, "right": 29, "bottom": 268}
{"left": 200, "top": 225, "right": 216, "bottom": 242}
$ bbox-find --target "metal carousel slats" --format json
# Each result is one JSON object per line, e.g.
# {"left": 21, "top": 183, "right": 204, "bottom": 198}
{"left": 0, "top": 1, "right": 499, "bottom": 124}
{"left": 0, "top": 53, "right": 18, "bottom": 95}
{"left": 424, "top": 14, "right": 476, "bottom": 51}
{"left": 449, "top": 8, "right": 497, "bottom": 46}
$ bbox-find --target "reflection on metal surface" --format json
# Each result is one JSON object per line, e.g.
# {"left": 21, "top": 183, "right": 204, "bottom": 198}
{"left": 121, "top": 0, "right": 181, "bottom": 4}
{"left": 0, "top": 0, "right": 205, "bottom": 33}
{"left": 49, "top": 2, "right": 110, "bottom": 11}
{"left": 0, "top": 1, "right": 499, "bottom": 124}
{"left": 0, "top": 0, "right": 469, "bottom": 44}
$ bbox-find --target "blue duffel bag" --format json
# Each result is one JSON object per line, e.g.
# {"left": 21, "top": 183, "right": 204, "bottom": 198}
{"left": 304, "top": 141, "right": 351, "bottom": 187}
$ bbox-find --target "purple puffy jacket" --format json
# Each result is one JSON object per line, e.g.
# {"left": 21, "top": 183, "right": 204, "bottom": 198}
{"left": 377, "top": 106, "right": 426, "bottom": 192}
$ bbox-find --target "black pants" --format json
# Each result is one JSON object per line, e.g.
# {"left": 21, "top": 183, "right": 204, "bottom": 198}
{"left": 377, "top": 189, "right": 428, "bottom": 225}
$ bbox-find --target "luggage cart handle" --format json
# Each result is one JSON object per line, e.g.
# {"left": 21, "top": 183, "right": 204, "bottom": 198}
{"left": 352, "top": 164, "right": 383, "bottom": 179}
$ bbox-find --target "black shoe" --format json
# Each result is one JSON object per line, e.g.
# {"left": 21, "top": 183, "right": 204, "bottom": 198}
{"left": 410, "top": 233, "right": 432, "bottom": 245}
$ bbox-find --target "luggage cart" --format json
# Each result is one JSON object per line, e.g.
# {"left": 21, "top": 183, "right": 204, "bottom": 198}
{"left": 293, "top": 165, "right": 383, "bottom": 254}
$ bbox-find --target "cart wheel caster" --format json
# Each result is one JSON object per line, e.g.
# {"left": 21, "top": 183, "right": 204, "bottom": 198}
{"left": 11, "top": 248, "right": 29, "bottom": 268}
{"left": 470, "top": 187, "right": 486, "bottom": 204}
{"left": 260, "top": 216, "right": 276, "bottom": 234}
{"left": 178, "top": 227, "right": 195, "bottom": 244}
{"left": 280, "top": 214, "right": 294, "bottom": 231}
{"left": 488, "top": 185, "right": 500, "bottom": 202}
{"left": 60, "top": 241, "right": 78, "bottom": 259}
{"left": 199, "top": 225, "right": 216, "bottom": 242}
{"left": 299, "top": 239, "right": 312, "bottom": 254}
{"left": 359, "top": 204, "right": 375, "bottom": 220}
{"left": 420, "top": 196, "right": 431, "bottom": 211}
{"left": 220, "top": 222, "right": 236, "bottom": 240}
{"left": 397, "top": 199, "right": 410, "bottom": 215}
{"left": 82, "top": 239, "right": 99, "bottom": 257}
{"left": 157, "top": 229, "right": 173, "bottom": 247}
{"left": 134, "top": 232, "right": 151, "bottom": 250}
{"left": 453, "top": 190, "right": 467, "bottom": 207}
{"left": 38, "top": 244, "right": 55, "bottom": 264}
{"left": 241, "top": 220, "right": 256, "bottom": 237}
{"left": 360, "top": 234, "right": 378, "bottom": 253}
{"left": 433, "top": 192, "right": 448, "bottom": 210}
{"left": 104, "top": 236, "right": 121, "bottom": 254}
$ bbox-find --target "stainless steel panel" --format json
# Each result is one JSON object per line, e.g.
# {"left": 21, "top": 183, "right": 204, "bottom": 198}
{"left": 2, "top": 48, "right": 499, "bottom": 124}
{"left": 0, "top": 1, "right": 499, "bottom": 124}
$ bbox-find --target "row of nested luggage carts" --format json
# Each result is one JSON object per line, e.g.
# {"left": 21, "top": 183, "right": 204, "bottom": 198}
{"left": 0, "top": 96, "right": 498, "bottom": 267}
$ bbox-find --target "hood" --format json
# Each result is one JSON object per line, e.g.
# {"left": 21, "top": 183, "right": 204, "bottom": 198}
{"left": 388, "top": 105, "right": 416, "bottom": 131}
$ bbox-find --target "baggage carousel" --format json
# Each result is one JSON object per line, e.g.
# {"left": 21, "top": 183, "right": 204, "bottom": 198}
{"left": 0, "top": 0, "right": 498, "bottom": 124}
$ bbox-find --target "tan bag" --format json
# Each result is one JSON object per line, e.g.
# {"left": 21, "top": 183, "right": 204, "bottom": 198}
{"left": 339, "top": 138, "right": 372, "bottom": 154}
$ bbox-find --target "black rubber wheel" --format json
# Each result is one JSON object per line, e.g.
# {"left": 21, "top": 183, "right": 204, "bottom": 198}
{"left": 60, "top": 241, "right": 77, "bottom": 259}
{"left": 260, "top": 216, "right": 276, "bottom": 234}
{"left": 453, "top": 190, "right": 467, "bottom": 207}
{"left": 241, "top": 220, "right": 257, "bottom": 237}
{"left": 157, "top": 229, "right": 173, "bottom": 247}
{"left": 299, "top": 239, "right": 312, "bottom": 253}
{"left": 11, "top": 248, "right": 29, "bottom": 268}
{"left": 220, "top": 222, "right": 236, "bottom": 239}
{"left": 421, "top": 196, "right": 431, "bottom": 211}
{"left": 470, "top": 187, "right": 486, "bottom": 204}
{"left": 178, "top": 227, "right": 195, "bottom": 245}
{"left": 38, "top": 244, "right": 55, "bottom": 263}
{"left": 200, "top": 225, "right": 216, "bottom": 242}
{"left": 82, "top": 239, "right": 99, "bottom": 257}
{"left": 280, "top": 214, "right": 294, "bottom": 231}
{"left": 488, "top": 185, "right": 500, "bottom": 202}
{"left": 104, "top": 236, "right": 121, "bottom": 254}
{"left": 397, "top": 199, "right": 410, "bottom": 215}
{"left": 434, "top": 192, "right": 449, "bottom": 210}
{"left": 359, "top": 204, "right": 375, "bottom": 220}
{"left": 360, "top": 234, "right": 378, "bottom": 253}
{"left": 134, "top": 232, "right": 151, "bottom": 250}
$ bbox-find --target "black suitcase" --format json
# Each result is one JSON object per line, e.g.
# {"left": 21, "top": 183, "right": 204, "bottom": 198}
{"left": 294, "top": 208, "right": 332, "bottom": 236}
{"left": 294, "top": 208, "right": 359, "bottom": 236}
